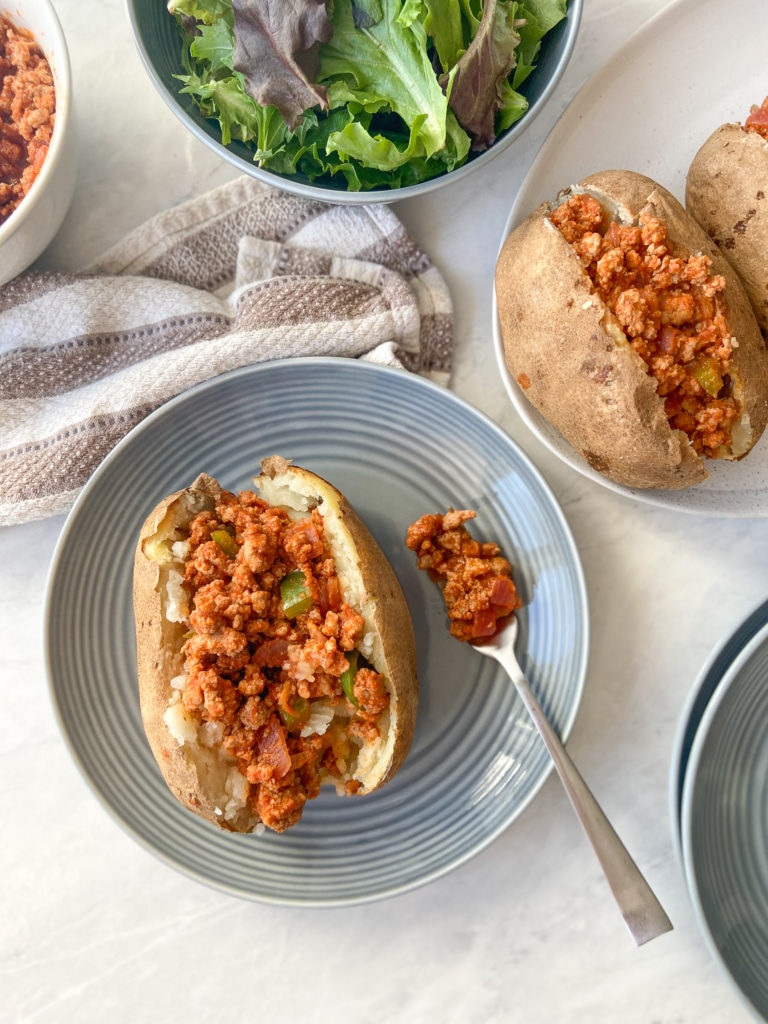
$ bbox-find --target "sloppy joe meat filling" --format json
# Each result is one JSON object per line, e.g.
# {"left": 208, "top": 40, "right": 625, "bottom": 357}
{"left": 0, "top": 17, "right": 55, "bottom": 224}
{"left": 744, "top": 96, "right": 768, "bottom": 140}
{"left": 550, "top": 193, "right": 739, "bottom": 457}
{"left": 180, "top": 489, "right": 389, "bottom": 832}
{"left": 406, "top": 510, "right": 522, "bottom": 641}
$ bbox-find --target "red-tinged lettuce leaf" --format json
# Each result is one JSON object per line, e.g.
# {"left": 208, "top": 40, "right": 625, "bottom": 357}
{"left": 440, "top": 0, "right": 521, "bottom": 150}
{"left": 231, "top": 0, "right": 333, "bottom": 130}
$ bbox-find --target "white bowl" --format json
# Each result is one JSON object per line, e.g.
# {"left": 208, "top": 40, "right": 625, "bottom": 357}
{"left": 0, "top": 0, "right": 75, "bottom": 285}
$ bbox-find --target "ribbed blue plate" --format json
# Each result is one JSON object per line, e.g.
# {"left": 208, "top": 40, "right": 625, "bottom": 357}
{"left": 45, "top": 358, "right": 588, "bottom": 905}
{"left": 670, "top": 596, "right": 768, "bottom": 854}
{"left": 682, "top": 620, "right": 768, "bottom": 1022}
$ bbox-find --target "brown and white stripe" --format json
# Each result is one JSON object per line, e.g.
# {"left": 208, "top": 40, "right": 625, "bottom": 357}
{"left": 0, "top": 176, "right": 453, "bottom": 526}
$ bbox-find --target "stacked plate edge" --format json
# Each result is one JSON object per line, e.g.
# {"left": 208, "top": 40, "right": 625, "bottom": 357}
{"left": 679, "top": 618, "right": 768, "bottom": 1022}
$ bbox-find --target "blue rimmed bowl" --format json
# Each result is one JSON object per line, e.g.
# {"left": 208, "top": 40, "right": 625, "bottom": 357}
{"left": 125, "top": 0, "right": 582, "bottom": 203}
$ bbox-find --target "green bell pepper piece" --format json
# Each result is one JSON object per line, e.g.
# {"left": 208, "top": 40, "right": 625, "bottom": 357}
{"left": 280, "top": 570, "right": 312, "bottom": 618}
{"left": 340, "top": 650, "right": 359, "bottom": 706}
{"left": 211, "top": 528, "right": 238, "bottom": 558}
{"left": 279, "top": 696, "right": 310, "bottom": 733}
{"left": 691, "top": 357, "right": 724, "bottom": 398}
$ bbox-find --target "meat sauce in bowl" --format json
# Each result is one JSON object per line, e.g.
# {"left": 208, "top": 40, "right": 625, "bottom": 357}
{"left": 406, "top": 510, "right": 522, "bottom": 642}
{"left": 0, "top": 14, "right": 55, "bottom": 225}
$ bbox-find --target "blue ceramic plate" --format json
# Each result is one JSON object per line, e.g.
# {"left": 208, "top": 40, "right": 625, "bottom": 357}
{"left": 670, "top": 596, "right": 768, "bottom": 853}
{"left": 45, "top": 358, "right": 588, "bottom": 905}
{"left": 681, "top": 620, "right": 768, "bottom": 1021}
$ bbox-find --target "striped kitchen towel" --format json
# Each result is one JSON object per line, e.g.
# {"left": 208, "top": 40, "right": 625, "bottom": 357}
{"left": 0, "top": 176, "right": 453, "bottom": 526}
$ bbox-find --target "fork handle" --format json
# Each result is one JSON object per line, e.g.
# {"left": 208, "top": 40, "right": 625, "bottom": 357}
{"left": 499, "top": 649, "right": 673, "bottom": 946}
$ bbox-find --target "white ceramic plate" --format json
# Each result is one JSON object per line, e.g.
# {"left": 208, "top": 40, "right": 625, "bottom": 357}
{"left": 45, "top": 358, "right": 588, "bottom": 905}
{"left": 492, "top": 0, "right": 768, "bottom": 516}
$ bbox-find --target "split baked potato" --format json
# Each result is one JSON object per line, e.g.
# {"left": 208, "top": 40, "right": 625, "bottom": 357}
{"left": 495, "top": 169, "right": 768, "bottom": 489}
{"left": 686, "top": 97, "right": 768, "bottom": 336}
{"left": 133, "top": 456, "right": 418, "bottom": 833}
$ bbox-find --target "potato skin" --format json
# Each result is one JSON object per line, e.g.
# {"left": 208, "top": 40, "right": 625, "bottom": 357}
{"left": 133, "top": 464, "right": 418, "bottom": 832}
{"left": 334, "top": 493, "right": 417, "bottom": 786}
{"left": 495, "top": 169, "right": 768, "bottom": 489}
{"left": 133, "top": 474, "right": 244, "bottom": 831}
{"left": 686, "top": 124, "right": 768, "bottom": 335}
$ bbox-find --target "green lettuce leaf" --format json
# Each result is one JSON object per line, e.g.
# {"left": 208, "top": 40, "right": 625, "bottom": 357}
{"left": 177, "top": 58, "right": 289, "bottom": 154}
{"left": 169, "top": 0, "right": 233, "bottom": 26}
{"left": 423, "top": 0, "right": 466, "bottom": 70}
{"left": 318, "top": 0, "right": 455, "bottom": 159}
{"left": 513, "top": 0, "right": 566, "bottom": 87}
{"left": 190, "top": 17, "right": 235, "bottom": 73}
{"left": 495, "top": 78, "right": 528, "bottom": 131}
{"left": 517, "top": 0, "right": 566, "bottom": 35}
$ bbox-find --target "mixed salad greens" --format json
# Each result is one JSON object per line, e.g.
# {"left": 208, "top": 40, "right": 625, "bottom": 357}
{"left": 169, "top": 0, "right": 568, "bottom": 190}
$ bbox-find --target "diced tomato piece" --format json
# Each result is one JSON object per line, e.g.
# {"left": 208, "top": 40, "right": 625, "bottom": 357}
{"left": 745, "top": 97, "right": 768, "bottom": 126}
{"left": 30, "top": 143, "right": 48, "bottom": 177}
{"left": 256, "top": 717, "right": 292, "bottom": 779}
{"left": 471, "top": 607, "right": 500, "bottom": 638}
{"left": 253, "top": 638, "right": 290, "bottom": 667}
{"left": 317, "top": 576, "right": 342, "bottom": 616}
{"left": 490, "top": 576, "right": 520, "bottom": 610}
{"left": 656, "top": 325, "right": 678, "bottom": 354}
{"left": 603, "top": 221, "right": 622, "bottom": 248}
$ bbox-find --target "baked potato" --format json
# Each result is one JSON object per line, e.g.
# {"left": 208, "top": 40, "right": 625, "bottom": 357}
{"left": 495, "top": 169, "right": 768, "bottom": 489}
{"left": 686, "top": 97, "right": 768, "bottom": 336}
{"left": 133, "top": 455, "right": 418, "bottom": 833}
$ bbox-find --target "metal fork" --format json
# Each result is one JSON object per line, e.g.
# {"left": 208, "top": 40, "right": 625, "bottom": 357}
{"left": 473, "top": 617, "right": 673, "bottom": 946}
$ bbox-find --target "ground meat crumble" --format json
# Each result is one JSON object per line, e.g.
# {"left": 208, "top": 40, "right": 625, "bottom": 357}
{"left": 406, "top": 510, "right": 522, "bottom": 642}
{"left": 550, "top": 192, "right": 741, "bottom": 457}
{"left": 179, "top": 490, "right": 389, "bottom": 832}
{"left": 0, "top": 17, "right": 55, "bottom": 225}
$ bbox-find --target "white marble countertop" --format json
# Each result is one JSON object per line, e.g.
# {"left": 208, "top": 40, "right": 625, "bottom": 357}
{"left": 4, "top": 0, "right": 767, "bottom": 1021}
